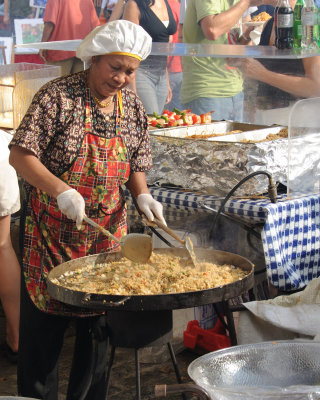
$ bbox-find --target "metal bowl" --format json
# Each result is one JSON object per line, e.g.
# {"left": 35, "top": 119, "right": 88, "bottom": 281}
{"left": 188, "top": 340, "right": 320, "bottom": 399}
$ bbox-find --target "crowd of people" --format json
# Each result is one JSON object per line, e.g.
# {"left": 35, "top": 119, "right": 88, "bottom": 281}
{"left": 1, "top": 0, "right": 320, "bottom": 398}
{"left": 2, "top": 0, "right": 318, "bottom": 119}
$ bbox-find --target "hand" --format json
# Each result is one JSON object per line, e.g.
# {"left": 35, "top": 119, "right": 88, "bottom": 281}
{"left": 3, "top": 14, "right": 9, "bottom": 25}
{"left": 57, "top": 189, "right": 85, "bottom": 230}
{"left": 166, "top": 85, "right": 173, "bottom": 105}
{"left": 243, "top": 25, "right": 255, "bottom": 37}
{"left": 225, "top": 58, "right": 242, "bottom": 68}
{"left": 240, "top": 58, "right": 267, "bottom": 79}
{"left": 39, "top": 49, "right": 48, "bottom": 62}
{"left": 137, "top": 193, "right": 167, "bottom": 226}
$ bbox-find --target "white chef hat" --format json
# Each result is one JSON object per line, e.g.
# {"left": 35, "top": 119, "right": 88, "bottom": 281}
{"left": 76, "top": 20, "right": 152, "bottom": 67}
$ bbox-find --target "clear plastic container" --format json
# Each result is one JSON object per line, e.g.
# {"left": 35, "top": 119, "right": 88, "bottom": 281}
{"left": 0, "top": 63, "right": 60, "bottom": 129}
{"left": 188, "top": 340, "right": 320, "bottom": 400}
{"left": 287, "top": 97, "right": 320, "bottom": 198}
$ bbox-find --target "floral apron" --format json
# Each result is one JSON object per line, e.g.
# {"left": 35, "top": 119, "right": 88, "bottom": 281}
{"left": 22, "top": 89, "right": 130, "bottom": 316}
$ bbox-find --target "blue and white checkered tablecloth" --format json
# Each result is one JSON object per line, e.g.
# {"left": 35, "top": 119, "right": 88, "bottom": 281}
{"left": 126, "top": 187, "right": 320, "bottom": 291}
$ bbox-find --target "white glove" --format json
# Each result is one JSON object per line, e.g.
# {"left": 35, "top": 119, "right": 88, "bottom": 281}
{"left": 57, "top": 189, "right": 85, "bottom": 230}
{"left": 137, "top": 193, "right": 167, "bottom": 226}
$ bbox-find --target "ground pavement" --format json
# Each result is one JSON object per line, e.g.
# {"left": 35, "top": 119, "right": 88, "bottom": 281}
{"left": 0, "top": 313, "right": 201, "bottom": 400}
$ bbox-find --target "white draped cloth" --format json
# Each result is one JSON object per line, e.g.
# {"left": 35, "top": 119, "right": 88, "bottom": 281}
{"left": 0, "top": 129, "right": 20, "bottom": 216}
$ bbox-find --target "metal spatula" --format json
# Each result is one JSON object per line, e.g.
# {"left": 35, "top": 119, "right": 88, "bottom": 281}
{"left": 142, "top": 216, "right": 198, "bottom": 268}
{"left": 83, "top": 216, "right": 153, "bottom": 263}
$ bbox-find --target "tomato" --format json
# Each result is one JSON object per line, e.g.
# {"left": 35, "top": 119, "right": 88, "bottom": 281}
{"left": 150, "top": 120, "right": 158, "bottom": 127}
{"left": 168, "top": 119, "right": 177, "bottom": 127}
{"left": 200, "top": 113, "right": 212, "bottom": 124}
{"left": 191, "top": 114, "right": 201, "bottom": 124}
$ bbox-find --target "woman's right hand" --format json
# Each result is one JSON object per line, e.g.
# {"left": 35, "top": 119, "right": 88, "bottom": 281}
{"left": 57, "top": 189, "right": 85, "bottom": 230}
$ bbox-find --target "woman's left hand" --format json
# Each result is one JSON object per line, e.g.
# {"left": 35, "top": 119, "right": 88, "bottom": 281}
{"left": 166, "top": 85, "right": 172, "bottom": 105}
{"left": 137, "top": 193, "right": 167, "bottom": 226}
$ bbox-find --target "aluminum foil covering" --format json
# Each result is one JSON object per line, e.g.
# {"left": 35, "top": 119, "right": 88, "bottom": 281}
{"left": 146, "top": 122, "right": 288, "bottom": 196}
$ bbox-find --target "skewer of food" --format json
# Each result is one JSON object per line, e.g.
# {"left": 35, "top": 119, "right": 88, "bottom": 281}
{"left": 148, "top": 108, "right": 215, "bottom": 129}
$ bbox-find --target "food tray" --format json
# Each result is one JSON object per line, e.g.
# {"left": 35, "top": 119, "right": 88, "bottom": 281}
{"left": 147, "top": 121, "right": 288, "bottom": 196}
{"left": 149, "top": 120, "right": 277, "bottom": 141}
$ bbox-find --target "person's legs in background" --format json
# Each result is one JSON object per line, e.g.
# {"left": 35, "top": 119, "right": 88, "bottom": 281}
{"left": 182, "top": 92, "right": 244, "bottom": 121}
{"left": 156, "top": 72, "right": 169, "bottom": 115}
{"left": 135, "top": 68, "right": 168, "bottom": 115}
{"left": 0, "top": 214, "right": 20, "bottom": 355}
{"left": 231, "top": 91, "right": 244, "bottom": 122}
{"left": 165, "top": 71, "right": 183, "bottom": 111}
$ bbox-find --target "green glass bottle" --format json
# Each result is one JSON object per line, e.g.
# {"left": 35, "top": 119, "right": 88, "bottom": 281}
{"left": 318, "top": 6, "right": 320, "bottom": 47}
{"left": 293, "top": 0, "right": 305, "bottom": 47}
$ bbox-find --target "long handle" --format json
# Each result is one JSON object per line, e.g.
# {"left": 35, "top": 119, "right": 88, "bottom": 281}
{"left": 142, "top": 216, "right": 186, "bottom": 246}
{"left": 83, "top": 215, "right": 120, "bottom": 244}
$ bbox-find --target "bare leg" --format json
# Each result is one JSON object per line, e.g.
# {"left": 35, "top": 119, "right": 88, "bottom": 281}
{"left": 0, "top": 215, "right": 20, "bottom": 352}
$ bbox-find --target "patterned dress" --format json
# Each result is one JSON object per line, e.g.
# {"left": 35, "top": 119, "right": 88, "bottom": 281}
{"left": 10, "top": 70, "right": 152, "bottom": 316}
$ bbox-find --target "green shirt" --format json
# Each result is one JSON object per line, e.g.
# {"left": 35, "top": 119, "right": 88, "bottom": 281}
{"left": 180, "top": 0, "right": 243, "bottom": 102}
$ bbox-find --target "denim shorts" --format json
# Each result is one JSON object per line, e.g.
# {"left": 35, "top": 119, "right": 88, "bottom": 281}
{"left": 135, "top": 68, "right": 168, "bottom": 115}
{"left": 182, "top": 92, "right": 244, "bottom": 121}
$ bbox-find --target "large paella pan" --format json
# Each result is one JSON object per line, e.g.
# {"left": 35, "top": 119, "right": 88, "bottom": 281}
{"left": 47, "top": 248, "right": 254, "bottom": 311}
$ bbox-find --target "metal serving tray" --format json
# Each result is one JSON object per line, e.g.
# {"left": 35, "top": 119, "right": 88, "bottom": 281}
{"left": 147, "top": 121, "right": 288, "bottom": 196}
{"left": 149, "top": 121, "right": 285, "bottom": 142}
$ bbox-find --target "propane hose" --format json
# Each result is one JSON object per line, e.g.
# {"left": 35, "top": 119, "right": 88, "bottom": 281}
{"left": 209, "top": 171, "right": 277, "bottom": 239}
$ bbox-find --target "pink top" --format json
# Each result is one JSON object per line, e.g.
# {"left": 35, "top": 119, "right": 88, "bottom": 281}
{"left": 43, "top": 0, "right": 100, "bottom": 62}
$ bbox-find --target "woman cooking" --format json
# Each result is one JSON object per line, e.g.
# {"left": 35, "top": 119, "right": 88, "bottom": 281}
{"left": 9, "top": 20, "right": 166, "bottom": 400}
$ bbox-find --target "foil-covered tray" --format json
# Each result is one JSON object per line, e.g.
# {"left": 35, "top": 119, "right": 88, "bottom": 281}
{"left": 149, "top": 120, "right": 270, "bottom": 139}
{"left": 147, "top": 121, "right": 288, "bottom": 196}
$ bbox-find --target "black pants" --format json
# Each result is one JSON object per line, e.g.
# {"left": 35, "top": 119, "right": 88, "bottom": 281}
{"left": 17, "top": 279, "right": 109, "bottom": 400}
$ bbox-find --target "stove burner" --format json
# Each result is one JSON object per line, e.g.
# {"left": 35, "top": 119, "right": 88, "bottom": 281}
{"left": 107, "top": 309, "right": 173, "bottom": 348}
{"left": 105, "top": 310, "right": 184, "bottom": 400}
